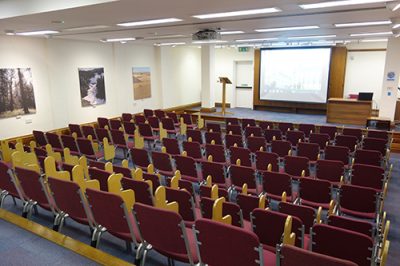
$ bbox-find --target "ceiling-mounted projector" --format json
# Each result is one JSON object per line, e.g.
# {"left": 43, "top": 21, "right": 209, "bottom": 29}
{"left": 192, "top": 29, "right": 221, "bottom": 41}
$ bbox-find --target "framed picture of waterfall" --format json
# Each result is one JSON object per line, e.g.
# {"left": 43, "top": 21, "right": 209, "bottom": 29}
{"left": 78, "top": 67, "right": 106, "bottom": 107}
{"left": 132, "top": 67, "right": 151, "bottom": 100}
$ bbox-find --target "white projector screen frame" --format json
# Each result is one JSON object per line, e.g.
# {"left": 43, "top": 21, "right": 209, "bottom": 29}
{"left": 259, "top": 47, "right": 332, "bottom": 103}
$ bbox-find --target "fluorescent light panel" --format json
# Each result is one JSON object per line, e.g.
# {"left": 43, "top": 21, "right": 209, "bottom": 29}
{"left": 101, "top": 37, "right": 136, "bottom": 42}
{"left": 155, "top": 42, "right": 186, "bottom": 46}
{"left": 17, "top": 30, "right": 59, "bottom": 36}
{"left": 220, "top": 31, "right": 244, "bottom": 35}
{"left": 393, "top": 24, "right": 400, "bottom": 29}
{"left": 255, "top": 25, "right": 319, "bottom": 32}
{"left": 350, "top": 31, "right": 392, "bottom": 36}
{"left": 299, "top": 0, "right": 394, "bottom": 9}
{"left": 361, "top": 38, "right": 388, "bottom": 42}
{"left": 144, "top": 34, "right": 185, "bottom": 40}
{"left": 192, "top": 40, "right": 228, "bottom": 44}
{"left": 335, "top": 20, "right": 392, "bottom": 27}
{"left": 193, "top": 7, "right": 281, "bottom": 19}
{"left": 64, "top": 25, "right": 109, "bottom": 31}
{"left": 117, "top": 18, "right": 182, "bottom": 27}
{"left": 287, "top": 35, "right": 336, "bottom": 40}
{"left": 236, "top": 37, "right": 278, "bottom": 42}
{"left": 393, "top": 3, "right": 400, "bottom": 11}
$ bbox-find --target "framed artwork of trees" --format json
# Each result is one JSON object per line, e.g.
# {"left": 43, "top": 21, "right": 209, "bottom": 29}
{"left": 0, "top": 68, "right": 36, "bottom": 119}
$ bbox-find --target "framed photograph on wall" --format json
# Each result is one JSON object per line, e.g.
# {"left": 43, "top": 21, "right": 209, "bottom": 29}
{"left": 132, "top": 67, "right": 151, "bottom": 100}
{"left": 78, "top": 67, "right": 106, "bottom": 107}
{"left": 0, "top": 68, "right": 36, "bottom": 119}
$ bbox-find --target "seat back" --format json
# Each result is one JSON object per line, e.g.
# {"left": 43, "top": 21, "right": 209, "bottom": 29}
{"left": 121, "top": 177, "right": 153, "bottom": 206}
{"left": 316, "top": 159, "right": 344, "bottom": 183}
{"left": 309, "top": 133, "right": 330, "bottom": 149}
{"left": 143, "top": 109, "right": 154, "bottom": 118}
{"left": 133, "top": 203, "right": 191, "bottom": 259}
{"left": 195, "top": 218, "right": 263, "bottom": 266}
{"left": 89, "top": 160, "right": 106, "bottom": 170}
{"left": 181, "top": 113, "right": 193, "bottom": 125}
{"left": 122, "top": 121, "right": 136, "bottom": 135}
{"left": 262, "top": 171, "right": 292, "bottom": 198}
{"left": 121, "top": 113, "right": 133, "bottom": 122}
{"left": 95, "top": 128, "right": 111, "bottom": 143}
{"left": 312, "top": 224, "right": 373, "bottom": 266}
{"left": 351, "top": 163, "right": 385, "bottom": 190}
{"left": 15, "top": 166, "right": 49, "bottom": 209}
{"left": 225, "top": 117, "right": 240, "bottom": 126}
{"left": 33, "top": 130, "right": 48, "bottom": 146}
{"left": 199, "top": 186, "right": 228, "bottom": 199}
{"left": 298, "top": 124, "right": 315, "bottom": 137}
{"left": 112, "top": 165, "right": 132, "bottom": 178}
{"left": 0, "top": 161, "right": 21, "bottom": 198}
{"left": 205, "top": 131, "right": 223, "bottom": 145}
{"left": 327, "top": 215, "right": 373, "bottom": 238}
{"left": 272, "top": 140, "right": 291, "bottom": 157}
{"left": 229, "top": 146, "right": 252, "bottom": 167}
{"left": 167, "top": 112, "right": 179, "bottom": 124}
{"left": 284, "top": 155, "right": 310, "bottom": 177}
{"left": 342, "top": 128, "right": 363, "bottom": 142}
{"left": 367, "top": 130, "right": 389, "bottom": 141}
{"left": 97, "top": 117, "right": 109, "bottom": 129}
{"left": 151, "top": 151, "right": 173, "bottom": 172}
{"left": 154, "top": 109, "right": 166, "bottom": 120}
{"left": 86, "top": 188, "right": 135, "bottom": 242}
{"left": 236, "top": 193, "right": 264, "bottom": 221}
{"left": 46, "top": 132, "right": 63, "bottom": 149}
{"left": 166, "top": 187, "right": 196, "bottom": 221}
{"left": 226, "top": 124, "right": 242, "bottom": 135}
{"left": 259, "top": 121, "right": 274, "bottom": 130}
{"left": 77, "top": 138, "right": 95, "bottom": 156}
{"left": 61, "top": 135, "right": 79, "bottom": 152}
{"left": 134, "top": 114, "right": 146, "bottom": 124}
{"left": 319, "top": 125, "right": 337, "bottom": 140}
{"left": 138, "top": 123, "right": 153, "bottom": 137}
{"left": 279, "top": 202, "right": 315, "bottom": 234}
{"left": 241, "top": 118, "right": 256, "bottom": 129}
{"left": 353, "top": 149, "right": 382, "bottom": 166}
{"left": 201, "top": 161, "right": 226, "bottom": 185}
{"left": 278, "top": 244, "right": 357, "bottom": 266}
{"left": 129, "top": 148, "right": 150, "bottom": 169}
{"left": 200, "top": 197, "right": 242, "bottom": 227}
{"left": 88, "top": 167, "right": 111, "bottom": 191}
{"left": 286, "top": 130, "right": 305, "bottom": 146}
{"left": 264, "top": 129, "right": 282, "bottom": 143}
{"left": 182, "top": 141, "right": 202, "bottom": 159}
{"left": 299, "top": 177, "right": 331, "bottom": 204}
{"left": 340, "top": 184, "right": 377, "bottom": 215}
{"left": 206, "top": 122, "right": 222, "bottom": 133}
{"left": 324, "top": 145, "right": 350, "bottom": 165}
{"left": 255, "top": 151, "right": 279, "bottom": 172}
{"left": 247, "top": 136, "right": 267, "bottom": 153}
{"left": 109, "top": 119, "right": 122, "bottom": 130}
{"left": 110, "top": 130, "right": 126, "bottom": 146}
{"left": 205, "top": 144, "right": 226, "bottom": 163}
{"left": 47, "top": 177, "right": 89, "bottom": 225}
{"left": 68, "top": 124, "right": 83, "bottom": 138}
{"left": 362, "top": 137, "right": 387, "bottom": 156}
{"left": 244, "top": 126, "right": 263, "bottom": 137}
{"left": 147, "top": 116, "right": 160, "bottom": 129}
{"left": 297, "top": 142, "right": 319, "bottom": 161}
{"left": 186, "top": 129, "right": 203, "bottom": 144}
{"left": 161, "top": 117, "right": 175, "bottom": 131}
{"left": 163, "top": 138, "right": 180, "bottom": 155}
{"left": 143, "top": 173, "right": 161, "bottom": 193}
{"left": 225, "top": 134, "right": 243, "bottom": 148}
{"left": 278, "top": 122, "right": 294, "bottom": 133}
{"left": 335, "top": 135, "right": 358, "bottom": 152}
{"left": 174, "top": 155, "right": 199, "bottom": 181}
{"left": 229, "top": 165, "right": 257, "bottom": 189}
{"left": 81, "top": 126, "right": 97, "bottom": 140}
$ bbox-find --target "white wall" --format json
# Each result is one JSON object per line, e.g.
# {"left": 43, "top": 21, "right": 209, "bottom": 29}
{"left": 343, "top": 51, "right": 386, "bottom": 107}
{"left": 160, "top": 46, "right": 201, "bottom": 109}
{"left": 215, "top": 47, "right": 254, "bottom": 108}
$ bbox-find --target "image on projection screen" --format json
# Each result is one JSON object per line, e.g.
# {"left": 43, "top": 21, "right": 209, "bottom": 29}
{"left": 259, "top": 48, "right": 332, "bottom": 103}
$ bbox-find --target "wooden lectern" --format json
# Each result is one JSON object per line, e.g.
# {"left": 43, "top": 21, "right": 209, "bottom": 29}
{"left": 217, "top": 77, "right": 232, "bottom": 115}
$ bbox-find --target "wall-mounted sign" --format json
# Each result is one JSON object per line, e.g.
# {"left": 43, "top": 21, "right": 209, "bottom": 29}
{"left": 387, "top": 71, "right": 395, "bottom": 81}
{"left": 238, "top": 47, "right": 250, "bottom": 52}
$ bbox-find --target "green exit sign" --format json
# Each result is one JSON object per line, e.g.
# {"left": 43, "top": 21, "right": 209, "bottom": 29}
{"left": 238, "top": 47, "right": 249, "bottom": 52}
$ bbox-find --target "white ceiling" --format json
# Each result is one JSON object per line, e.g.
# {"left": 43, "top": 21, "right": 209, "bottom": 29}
{"left": 0, "top": 0, "right": 399, "bottom": 45}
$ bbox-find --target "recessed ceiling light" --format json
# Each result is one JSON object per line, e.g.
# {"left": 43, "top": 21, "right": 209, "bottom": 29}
{"left": 117, "top": 18, "right": 182, "bottom": 27}
{"left": 155, "top": 42, "right": 186, "bottom": 46}
{"left": 101, "top": 37, "right": 136, "bottom": 42}
{"left": 64, "top": 25, "right": 110, "bottom": 31}
{"left": 255, "top": 25, "right": 319, "bottom": 32}
{"left": 287, "top": 35, "right": 336, "bottom": 40}
{"left": 350, "top": 31, "right": 392, "bottom": 36}
{"left": 192, "top": 40, "right": 228, "bottom": 44}
{"left": 361, "top": 38, "right": 388, "bottom": 42}
{"left": 16, "top": 30, "right": 59, "bottom": 36}
{"left": 192, "top": 7, "right": 281, "bottom": 19}
{"left": 220, "top": 31, "right": 244, "bottom": 35}
{"left": 236, "top": 37, "right": 279, "bottom": 42}
{"left": 334, "top": 20, "right": 392, "bottom": 27}
{"left": 299, "top": 0, "right": 395, "bottom": 9}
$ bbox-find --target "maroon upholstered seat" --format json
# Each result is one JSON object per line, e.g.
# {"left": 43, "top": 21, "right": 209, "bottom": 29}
{"left": 237, "top": 193, "right": 266, "bottom": 221}
{"left": 278, "top": 202, "right": 315, "bottom": 234}
{"left": 353, "top": 149, "right": 382, "bottom": 166}
{"left": 278, "top": 122, "right": 294, "bottom": 134}
{"left": 272, "top": 140, "right": 291, "bottom": 158}
{"left": 229, "top": 164, "right": 258, "bottom": 195}
{"left": 61, "top": 135, "right": 80, "bottom": 155}
{"left": 121, "top": 177, "right": 153, "bottom": 206}
{"left": 68, "top": 124, "right": 83, "bottom": 138}
{"left": 297, "top": 142, "right": 319, "bottom": 163}
{"left": 339, "top": 184, "right": 378, "bottom": 220}
{"left": 180, "top": 113, "right": 197, "bottom": 129}
{"left": 244, "top": 126, "right": 263, "bottom": 138}
{"left": 200, "top": 197, "right": 243, "bottom": 228}
{"left": 143, "top": 109, "right": 154, "bottom": 118}
{"left": 284, "top": 155, "right": 310, "bottom": 179}
{"left": 134, "top": 114, "right": 146, "bottom": 124}
{"left": 247, "top": 136, "right": 267, "bottom": 153}
{"left": 182, "top": 141, "right": 205, "bottom": 162}
{"left": 154, "top": 109, "right": 166, "bottom": 120}
{"left": 46, "top": 132, "right": 64, "bottom": 152}
{"left": 151, "top": 151, "right": 174, "bottom": 177}
{"left": 82, "top": 126, "right": 98, "bottom": 141}
{"left": 229, "top": 146, "right": 252, "bottom": 167}
{"left": 324, "top": 145, "right": 350, "bottom": 167}
{"left": 309, "top": 133, "right": 330, "bottom": 149}
{"left": 335, "top": 135, "right": 358, "bottom": 152}
{"left": 205, "top": 131, "right": 223, "bottom": 145}
{"left": 362, "top": 137, "right": 387, "bottom": 156}
{"left": 286, "top": 130, "right": 305, "bottom": 147}
{"left": 162, "top": 138, "right": 181, "bottom": 155}
{"left": 327, "top": 215, "right": 373, "bottom": 239}
{"left": 174, "top": 155, "right": 202, "bottom": 183}
{"left": 225, "top": 117, "right": 240, "bottom": 126}
{"left": 161, "top": 117, "right": 179, "bottom": 136}
{"left": 255, "top": 151, "right": 279, "bottom": 172}
{"left": 77, "top": 138, "right": 104, "bottom": 161}
{"left": 129, "top": 148, "right": 150, "bottom": 171}
{"left": 351, "top": 163, "right": 385, "bottom": 191}
{"left": 88, "top": 167, "right": 111, "bottom": 191}
{"left": 259, "top": 121, "right": 274, "bottom": 131}
{"left": 121, "top": 113, "right": 133, "bottom": 122}
{"left": 319, "top": 125, "right": 337, "bottom": 140}
{"left": 316, "top": 159, "right": 344, "bottom": 186}
{"left": 226, "top": 124, "right": 242, "bottom": 135}
{"left": 165, "top": 187, "right": 197, "bottom": 226}
{"left": 205, "top": 144, "right": 227, "bottom": 164}
{"left": 299, "top": 124, "right": 316, "bottom": 138}
{"left": 342, "top": 127, "right": 363, "bottom": 142}
{"left": 97, "top": 117, "right": 109, "bottom": 129}
{"left": 186, "top": 129, "right": 203, "bottom": 144}
{"left": 95, "top": 128, "right": 112, "bottom": 143}
{"left": 264, "top": 129, "right": 282, "bottom": 143}
{"left": 299, "top": 177, "right": 332, "bottom": 209}
{"left": 225, "top": 134, "right": 244, "bottom": 148}
{"left": 201, "top": 161, "right": 227, "bottom": 187}
{"left": 109, "top": 119, "right": 122, "bottom": 130}
{"left": 0, "top": 161, "right": 23, "bottom": 206}
{"left": 241, "top": 118, "right": 256, "bottom": 129}
{"left": 262, "top": 171, "right": 293, "bottom": 202}
{"left": 206, "top": 122, "right": 222, "bottom": 133}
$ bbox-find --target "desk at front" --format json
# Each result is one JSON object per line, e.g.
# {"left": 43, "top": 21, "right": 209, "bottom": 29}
{"left": 327, "top": 98, "right": 372, "bottom": 125}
